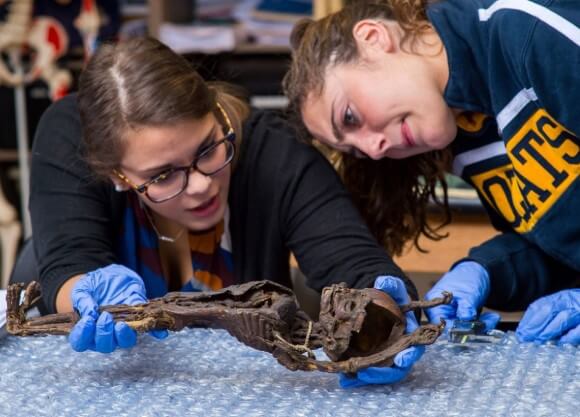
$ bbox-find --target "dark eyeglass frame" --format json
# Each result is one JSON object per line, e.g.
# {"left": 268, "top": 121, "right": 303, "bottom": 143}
{"left": 114, "top": 102, "right": 236, "bottom": 203}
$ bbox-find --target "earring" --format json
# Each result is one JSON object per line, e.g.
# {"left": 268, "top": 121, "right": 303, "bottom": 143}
{"left": 114, "top": 183, "right": 128, "bottom": 192}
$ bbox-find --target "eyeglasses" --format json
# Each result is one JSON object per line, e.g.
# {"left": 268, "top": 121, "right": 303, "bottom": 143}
{"left": 114, "top": 103, "right": 236, "bottom": 203}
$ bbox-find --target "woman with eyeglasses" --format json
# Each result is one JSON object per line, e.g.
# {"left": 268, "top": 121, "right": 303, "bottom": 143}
{"left": 20, "top": 37, "right": 423, "bottom": 387}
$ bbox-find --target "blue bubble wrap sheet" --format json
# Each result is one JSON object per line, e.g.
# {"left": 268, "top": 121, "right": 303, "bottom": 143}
{"left": 0, "top": 328, "right": 577, "bottom": 417}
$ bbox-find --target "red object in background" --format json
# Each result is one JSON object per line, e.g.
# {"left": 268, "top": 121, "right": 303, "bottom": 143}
{"left": 0, "top": 0, "right": 121, "bottom": 101}
{"left": 26, "top": 16, "right": 72, "bottom": 100}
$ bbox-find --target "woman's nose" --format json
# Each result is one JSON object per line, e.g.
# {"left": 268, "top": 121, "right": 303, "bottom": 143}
{"left": 184, "top": 169, "right": 212, "bottom": 195}
{"left": 358, "top": 133, "right": 389, "bottom": 160}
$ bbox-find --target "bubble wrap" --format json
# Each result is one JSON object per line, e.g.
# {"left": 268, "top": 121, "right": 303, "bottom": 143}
{"left": 0, "top": 328, "right": 577, "bottom": 417}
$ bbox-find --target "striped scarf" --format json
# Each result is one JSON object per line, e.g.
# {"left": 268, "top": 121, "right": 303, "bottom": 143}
{"left": 117, "top": 193, "right": 234, "bottom": 298}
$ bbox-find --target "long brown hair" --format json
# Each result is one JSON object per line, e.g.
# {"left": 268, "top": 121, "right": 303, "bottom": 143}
{"left": 283, "top": 0, "right": 450, "bottom": 256}
{"left": 78, "top": 37, "right": 249, "bottom": 179}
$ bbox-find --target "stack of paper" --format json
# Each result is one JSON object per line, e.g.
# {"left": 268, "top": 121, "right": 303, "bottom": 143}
{"left": 197, "top": 0, "right": 241, "bottom": 19}
{"left": 233, "top": 0, "right": 302, "bottom": 47}
{"left": 159, "top": 23, "right": 238, "bottom": 53}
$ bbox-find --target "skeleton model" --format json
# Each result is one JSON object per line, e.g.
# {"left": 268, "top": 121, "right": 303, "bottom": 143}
{"left": 0, "top": 0, "right": 91, "bottom": 278}
{"left": 0, "top": 0, "right": 31, "bottom": 287}
{"left": 74, "top": 0, "right": 101, "bottom": 58}
{"left": 0, "top": 0, "right": 73, "bottom": 100}
{"left": 0, "top": 0, "right": 31, "bottom": 87}
{"left": 8, "top": 280, "right": 451, "bottom": 374}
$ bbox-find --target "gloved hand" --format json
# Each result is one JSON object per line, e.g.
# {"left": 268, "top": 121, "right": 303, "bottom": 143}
{"left": 424, "top": 261, "right": 500, "bottom": 332}
{"left": 516, "top": 289, "right": 580, "bottom": 345}
{"left": 69, "top": 264, "right": 168, "bottom": 353}
{"left": 339, "top": 276, "right": 424, "bottom": 388}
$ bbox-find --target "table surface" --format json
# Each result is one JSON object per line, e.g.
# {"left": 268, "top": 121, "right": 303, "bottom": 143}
{"left": 0, "top": 328, "right": 577, "bottom": 417}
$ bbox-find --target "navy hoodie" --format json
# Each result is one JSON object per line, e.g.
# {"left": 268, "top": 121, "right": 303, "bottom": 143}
{"left": 428, "top": 0, "right": 579, "bottom": 310}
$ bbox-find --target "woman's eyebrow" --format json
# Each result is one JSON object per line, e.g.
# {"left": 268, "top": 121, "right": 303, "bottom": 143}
{"left": 198, "top": 125, "right": 218, "bottom": 148}
{"left": 137, "top": 124, "right": 218, "bottom": 175}
{"left": 330, "top": 100, "right": 345, "bottom": 142}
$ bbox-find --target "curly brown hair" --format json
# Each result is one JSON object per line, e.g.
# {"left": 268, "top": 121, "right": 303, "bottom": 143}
{"left": 283, "top": 0, "right": 451, "bottom": 256}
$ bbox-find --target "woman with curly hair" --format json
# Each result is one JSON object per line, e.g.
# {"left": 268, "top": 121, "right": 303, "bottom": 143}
{"left": 284, "top": 0, "right": 579, "bottom": 346}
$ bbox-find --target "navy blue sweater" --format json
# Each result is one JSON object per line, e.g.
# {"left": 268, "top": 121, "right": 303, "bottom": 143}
{"left": 428, "top": 0, "right": 580, "bottom": 309}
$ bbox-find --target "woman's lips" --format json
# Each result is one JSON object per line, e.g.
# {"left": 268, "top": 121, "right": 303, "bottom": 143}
{"left": 189, "top": 195, "right": 220, "bottom": 217}
{"left": 401, "top": 121, "right": 416, "bottom": 148}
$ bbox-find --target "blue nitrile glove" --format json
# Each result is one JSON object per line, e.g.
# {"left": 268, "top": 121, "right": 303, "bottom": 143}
{"left": 516, "top": 289, "right": 580, "bottom": 345}
{"left": 424, "top": 261, "right": 500, "bottom": 332}
{"left": 69, "top": 264, "right": 168, "bottom": 353}
{"left": 339, "top": 276, "right": 425, "bottom": 388}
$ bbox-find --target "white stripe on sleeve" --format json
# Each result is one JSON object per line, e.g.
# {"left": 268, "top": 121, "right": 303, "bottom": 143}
{"left": 496, "top": 88, "right": 538, "bottom": 133}
{"left": 478, "top": 0, "right": 580, "bottom": 46}
{"left": 452, "top": 141, "right": 507, "bottom": 176}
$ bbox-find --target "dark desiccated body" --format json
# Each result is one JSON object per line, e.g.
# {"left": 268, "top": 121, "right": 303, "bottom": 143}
{"left": 7, "top": 281, "right": 451, "bottom": 373}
